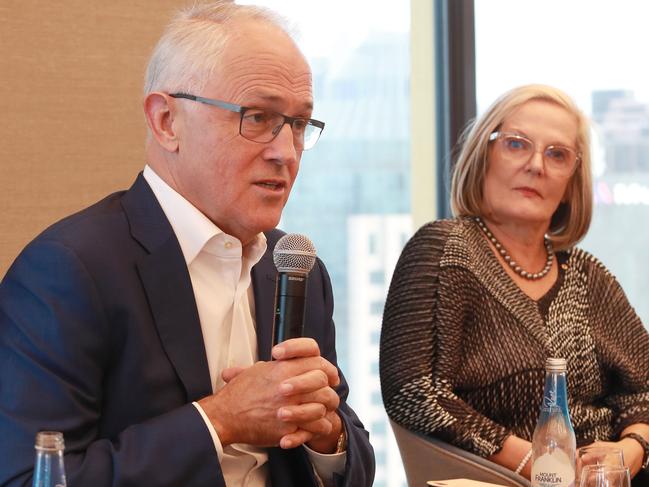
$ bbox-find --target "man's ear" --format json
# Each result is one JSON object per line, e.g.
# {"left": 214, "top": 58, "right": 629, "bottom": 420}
{"left": 143, "top": 92, "right": 179, "bottom": 152}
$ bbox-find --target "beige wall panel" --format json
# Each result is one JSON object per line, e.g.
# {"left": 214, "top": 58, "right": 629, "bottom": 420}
{"left": 0, "top": 1, "right": 187, "bottom": 275}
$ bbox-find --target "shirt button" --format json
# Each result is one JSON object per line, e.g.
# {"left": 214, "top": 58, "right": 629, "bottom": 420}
{"left": 224, "top": 241, "right": 232, "bottom": 249}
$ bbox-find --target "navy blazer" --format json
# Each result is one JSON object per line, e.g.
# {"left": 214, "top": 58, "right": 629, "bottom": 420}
{"left": 0, "top": 174, "right": 374, "bottom": 486}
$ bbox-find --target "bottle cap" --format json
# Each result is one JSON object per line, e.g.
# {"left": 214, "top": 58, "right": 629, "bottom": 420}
{"left": 545, "top": 357, "right": 567, "bottom": 372}
{"left": 35, "top": 431, "right": 65, "bottom": 451}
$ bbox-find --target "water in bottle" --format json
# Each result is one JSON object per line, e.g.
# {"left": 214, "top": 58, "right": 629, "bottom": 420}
{"left": 531, "top": 357, "right": 576, "bottom": 487}
{"left": 32, "top": 431, "right": 67, "bottom": 487}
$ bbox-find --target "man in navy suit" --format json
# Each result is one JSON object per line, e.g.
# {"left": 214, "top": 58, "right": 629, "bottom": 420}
{"left": 0, "top": 2, "right": 374, "bottom": 486}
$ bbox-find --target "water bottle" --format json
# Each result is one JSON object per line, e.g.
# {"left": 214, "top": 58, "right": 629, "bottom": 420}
{"left": 32, "top": 431, "right": 67, "bottom": 487}
{"left": 531, "top": 358, "right": 576, "bottom": 487}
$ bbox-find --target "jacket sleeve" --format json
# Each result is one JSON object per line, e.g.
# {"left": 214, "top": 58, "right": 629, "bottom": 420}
{"left": 0, "top": 238, "right": 223, "bottom": 487}
{"left": 588, "top": 259, "right": 649, "bottom": 435}
{"left": 305, "top": 257, "right": 375, "bottom": 487}
{"left": 380, "top": 220, "right": 511, "bottom": 458}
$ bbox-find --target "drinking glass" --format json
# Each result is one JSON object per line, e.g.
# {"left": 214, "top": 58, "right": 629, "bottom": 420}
{"left": 577, "top": 446, "right": 625, "bottom": 483}
{"left": 579, "top": 465, "right": 631, "bottom": 487}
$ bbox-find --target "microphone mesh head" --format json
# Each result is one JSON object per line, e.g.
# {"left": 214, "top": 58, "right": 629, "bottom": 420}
{"left": 273, "top": 233, "right": 317, "bottom": 274}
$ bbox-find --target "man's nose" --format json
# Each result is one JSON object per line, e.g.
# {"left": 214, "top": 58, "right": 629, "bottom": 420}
{"left": 268, "top": 122, "right": 298, "bottom": 165}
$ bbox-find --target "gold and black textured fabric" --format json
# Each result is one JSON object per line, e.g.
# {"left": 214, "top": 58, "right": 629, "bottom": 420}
{"left": 380, "top": 217, "right": 649, "bottom": 459}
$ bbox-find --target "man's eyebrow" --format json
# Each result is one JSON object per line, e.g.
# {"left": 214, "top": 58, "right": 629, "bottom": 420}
{"left": 250, "top": 94, "right": 314, "bottom": 112}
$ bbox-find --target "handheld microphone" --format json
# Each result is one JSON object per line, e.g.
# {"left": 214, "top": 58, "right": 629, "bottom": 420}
{"left": 272, "top": 233, "right": 317, "bottom": 346}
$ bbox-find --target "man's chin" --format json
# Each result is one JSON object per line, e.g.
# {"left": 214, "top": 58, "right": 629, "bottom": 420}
{"left": 247, "top": 213, "right": 284, "bottom": 236}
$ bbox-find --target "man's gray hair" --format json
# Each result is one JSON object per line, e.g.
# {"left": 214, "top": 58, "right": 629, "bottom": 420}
{"left": 144, "top": 1, "right": 293, "bottom": 96}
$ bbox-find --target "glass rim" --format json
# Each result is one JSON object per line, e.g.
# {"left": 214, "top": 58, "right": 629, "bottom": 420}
{"left": 580, "top": 464, "right": 630, "bottom": 472}
{"left": 579, "top": 445, "right": 623, "bottom": 453}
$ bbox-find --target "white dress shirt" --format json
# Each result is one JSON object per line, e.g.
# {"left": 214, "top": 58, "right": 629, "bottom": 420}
{"left": 143, "top": 166, "right": 345, "bottom": 487}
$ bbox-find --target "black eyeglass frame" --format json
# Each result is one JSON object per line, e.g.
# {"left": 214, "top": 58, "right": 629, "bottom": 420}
{"left": 169, "top": 92, "right": 325, "bottom": 150}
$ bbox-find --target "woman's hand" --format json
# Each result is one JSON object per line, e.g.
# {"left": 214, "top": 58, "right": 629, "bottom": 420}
{"left": 619, "top": 437, "right": 645, "bottom": 478}
{"left": 488, "top": 435, "right": 533, "bottom": 480}
{"left": 579, "top": 440, "right": 644, "bottom": 479}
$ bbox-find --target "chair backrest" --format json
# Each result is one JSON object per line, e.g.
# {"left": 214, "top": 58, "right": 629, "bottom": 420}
{"left": 390, "top": 420, "right": 531, "bottom": 487}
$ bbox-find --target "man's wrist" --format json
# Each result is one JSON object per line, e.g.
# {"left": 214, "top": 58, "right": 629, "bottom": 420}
{"left": 197, "top": 395, "right": 234, "bottom": 447}
{"left": 192, "top": 402, "right": 225, "bottom": 460}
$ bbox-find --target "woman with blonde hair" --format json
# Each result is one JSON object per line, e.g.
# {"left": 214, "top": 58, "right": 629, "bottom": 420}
{"left": 380, "top": 84, "right": 649, "bottom": 483}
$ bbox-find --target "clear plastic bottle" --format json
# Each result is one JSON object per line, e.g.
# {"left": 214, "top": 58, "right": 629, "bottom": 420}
{"left": 531, "top": 358, "right": 576, "bottom": 487}
{"left": 32, "top": 431, "right": 67, "bottom": 487}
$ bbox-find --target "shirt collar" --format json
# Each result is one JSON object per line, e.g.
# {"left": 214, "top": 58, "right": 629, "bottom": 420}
{"left": 142, "top": 165, "right": 267, "bottom": 266}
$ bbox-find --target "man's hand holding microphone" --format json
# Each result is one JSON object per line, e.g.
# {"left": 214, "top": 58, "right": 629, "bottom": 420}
{"left": 198, "top": 234, "right": 344, "bottom": 453}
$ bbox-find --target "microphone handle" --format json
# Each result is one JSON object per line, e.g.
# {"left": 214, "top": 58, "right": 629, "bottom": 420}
{"left": 272, "top": 272, "right": 307, "bottom": 346}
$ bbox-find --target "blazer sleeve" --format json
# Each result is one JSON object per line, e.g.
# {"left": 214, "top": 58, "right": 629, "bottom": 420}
{"left": 380, "top": 221, "right": 511, "bottom": 458}
{"left": 0, "top": 238, "right": 223, "bottom": 487}
{"left": 587, "top": 259, "right": 649, "bottom": 434}
{"left": 306, "top": 257, "right": 375, "bottom": 487}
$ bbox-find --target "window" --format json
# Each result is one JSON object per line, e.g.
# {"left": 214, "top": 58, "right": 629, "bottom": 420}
{"left": 370, "top": 270, "right": 385, "bottom": 285}
{"left": 370, "top": 300, "right": 386, "bottom": 316}
{"left": 241, "top": 1, "right": 411, "bottom": 484}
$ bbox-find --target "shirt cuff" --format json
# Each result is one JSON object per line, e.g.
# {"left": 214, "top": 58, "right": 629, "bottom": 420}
{"left": 192, "top": 401, "right": 224, "bottom": 461}
{"left": 304, "top": 443, "right": 347, "bottom": 487}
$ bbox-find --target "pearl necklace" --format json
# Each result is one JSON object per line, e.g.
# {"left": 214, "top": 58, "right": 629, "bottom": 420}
{"left": 474, "top": 217, "right": 554, "bottom": 280}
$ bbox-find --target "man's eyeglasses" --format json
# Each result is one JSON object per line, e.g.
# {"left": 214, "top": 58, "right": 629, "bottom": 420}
{"left": 169, "top": 93, "right": 325, "bottom": 151}
{"left": 489, "top": 131, "right": 581, "bottom": 176}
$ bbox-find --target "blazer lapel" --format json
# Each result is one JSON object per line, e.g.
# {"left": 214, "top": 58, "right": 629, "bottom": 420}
{"left": 252, "top": 249, "right": 277, "bottom": 362}
{"left": 122, "top": 174, "right": 212, "bottom": 401}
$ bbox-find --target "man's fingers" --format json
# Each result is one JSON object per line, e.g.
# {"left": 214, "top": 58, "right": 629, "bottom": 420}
{"left": 277, "top": 402, "right": 327, "bottom": 423}
{"left": 272, "top": 337, "right": 320, "bottom": 360}
{"left": 279, "top": 369, "right": 329, "bottom": 394}
{"left": 293, "top": 417, "right": 334, "bottom": 437}
{"left": 274, "top": 357, "right": 339, "bottom": 391}
{"left": 221, "top": 366, "right": 246, "bottom": 383}
{"left": 318, "top": 358, "right": 340, "bottom": 387}
{"left": 279, "top": 429, "right": 315, "bottom": 449}
{"left": 270, "top": 338, "right": 340, "bottom": 389}
{"left": 294, "top": 387, "right": 340, "bottom": 412}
